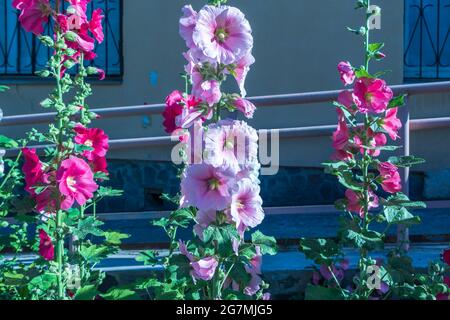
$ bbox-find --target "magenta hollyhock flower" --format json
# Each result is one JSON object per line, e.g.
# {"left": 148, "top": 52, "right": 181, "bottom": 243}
{"left": 443, "top": 249, "right": 450, "bottom": 265}
{"left": 57, "top": 156, "right": 98, "bottom": 210}
{"left": 191, "top": 257, "right": 219, "bottom": 281}
{"left": 74, "top": 124, "right": 109, "bottom": 161}
{"left": 337, "top": 90, "right": 357, "bottom": 114}
{"left": 353, "top": 128, "right": 387, "bottom": 157}
{"left": 337, "top": 61, "right": 355, "bottom": 86}
{"left": 378, "top": 162, "right": 402, "bottom": 194}
{"left": 13, "top": 0, "right": 52, "bottom": 35}
{"left": 38, "top": 229, "right": 54, "bottom": 261}
{"left": 234, "top": 97, "right": 256, "bottom": 119}
{"left": 382, "top": 108, "right": 402, "bottom": 140}
{"left": 92, "top": 155, "right": 108, "bottom": 174}
{"left": 162, "top": 90, "right": 185, "bottom": 134}
{"left": 345, "top": 188, "right": 379, "bottom": 218}
{"left": 192, "top": 5, "right": 253, "bottom": 65}
{"left": 332, "top": 117, "right": 350, "bottom": 151}
{"left": 89, "top": 8, "right": 104, "bottom": 43}
{"left": 180, "top": 163, "right": 233, "bottom": 211}
{"left": 353, "top": 78, "right": 393, "bottom": 114}
{"left": 179, "top": 5, "right": 198, "bottom": 49}
{"left": 228, "top": 179, "right": 264, "bottom": 233}
{"left": 22, "top": 148, "right": 46, "bottom": 195}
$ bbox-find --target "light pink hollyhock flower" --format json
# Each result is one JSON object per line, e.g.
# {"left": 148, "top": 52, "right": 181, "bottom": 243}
{"left": 180, "top": 163, "right": 233, "bottom": 211}
{"left": 233, "top": 53, "right": 255, "bottom": 97}
{"left": 345, "top": 189, "right": 379, "bottom": 218}
{"left": 337, "top": 61, "right": 355, "bottom": 86}
{"left": 382, "top": 108, "right": 402, "bottom": 140}
{"left": 192, "top": 5, "right": 253, "bottom": 65}
{"left": 191, "top": 257, "right": 219, "bottom": 281}
{"left": 353, "top": 78, "right": 393, "bottom": 114}
{"left": 57, "top": 156, "right": 98, "bottom": 210}
{"left": 38, "top": 229, "right": 54, "bottom": 261}
{"left": 228, "top": 179, "right": 264, "bottom": 232}
{"left": 337, "top": 90, "right": 357, "bottom": 114}
{"left": 244, "top": 247, "right": 263, "bottom": 296}
{"left": 196, "top": 80, "right": 222, "bottom": 107}
{"left": 179, "top": 5, "right": 198, "bottom": 49}
{"left": 13, "top": 0, "right": 52, "bottom": 35}
{"left": 234, "top": 98, "right": 256, "bottom": 119}
{"left": 74, "top": 124, "right": 109, "bottom": 161}
{"left": 179, "top": 240, "right": 195, "bottom": 262}
{"left": 193, "top": 209, "right": 217, "bottom": 240}
{"left": 378, "top": 162, "right": 402, "bottom": 194}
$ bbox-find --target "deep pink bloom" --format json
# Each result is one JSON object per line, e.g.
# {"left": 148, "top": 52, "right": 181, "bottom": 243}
{"left": 89, "top": 8, "right": 104, "bottom": 43}
{"left": 378, "top": 162, "right": 402, "bottom": 194}
{"left": 180, "top": 164, "right": 233, "bottom": 211}
{"left": 163, "top": 91, "right": 185, "bottom": 134}
{"left": 337, "top": 90, "right": 357, "bottom": 114}
{"left": 332, "top": 117, "right": 350, "bottom": 151}
{"left": 74, "top": 124, "right": 109, "bottom": 161}
{"left": 345, "top": 189, "right": 379, "bottom": 218}
{"left": 353, "top": 78, "right": 393, "bottom": 114}
{"left": 13, "top": 0, "right": 52, "bottom": 35}
{"left": 228, "top": 179, "right": 264, "bottom": 232}
{"left": 38, "top": 229, "right": 54, "bottom": 261}
{"left": 192, "top": 5, "right": 253, "bottom": 65}
{"left": 354, "top": 128, "right": 387, "bottom": 157}
{"left": 337, "top": 61, "right": 355, "bottom": 86}
{"left": 57, "top": 156, "right": 98, "bottom": 210}
{"left": 92, "top": 155, "right": 108, "bottom": 174}
{"left": 382, "top": 108, "right": 402, "bottom": 140}
{"left": 22, "top": 148, "right": 46, "bottom": 195}
{"left": 191, "top": 257, "right": 218, "bottom": 281}
{"left": 234, "top": 97, "right": 256, "bottom": 119}
{"left": 179, "top": 5, "right": 198, "bottom": 49}
{"left": 443, "top": 249, "right": 450, "bottom": 266}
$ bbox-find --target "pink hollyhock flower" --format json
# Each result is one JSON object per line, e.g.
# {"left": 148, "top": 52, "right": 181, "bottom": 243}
{"left": 74, "top": 124, "right": 109, "bottom": 161}
{"left": 38, "top": 229, "right": 54, "bottom": 261}
{"left": 228, "top": 179, "right": 264, "bottom": 232}
{"left": 195, "top": 79, "right": 222, "bottom": 107}
{"left": 331, "top": 114, "right": 353, "bottom": 161}
{"left": 180, "top": 163, "right": 233, "bottom": 211}
{"left": 22, "top": 148, "right": 46, "bottom": 195}
{"left": 337, "top": 61, "right": 355, "bottom": 86}
{"left": 193, "top": 209, "right": 217, "bottom": 240}
{"left": 89, "top": 8, "right": 104, "bottom": 43}
{"left": 320, "top": 264, "right": 345, "bottom": 283}
{"left": 234, "top": 97, "right": 256, "bottom": 119}
{"left": 13, "top": 0, "right": 52, "bottom": 35}
{"left": 67, "top": 0, "right": 90, "bottom": 22}
{"left": 233, "top": 53, "right": 255, "bottom": 97}
{"left": 382, "top": 108, "right": 402, "bottom": 140}
{"left": 57, "top": 156, "right": 98, "bottom": 210}
{"left": 353, "top": 128, "right": 387, "bottom": 157}
{"left": 378, "top": 162, "right": 402, "bottom": 194}
{"left": 443, "top": 249, "right": 450, "bottom": 266}
{"left": 192, "top": 5, "right": 253, "bottom": 65}
{"left": 353, "top": 78, "right": 393, "bottom": 114}
{"left": 244, "top": 247, "right": 263, "bottom": 296}
{"left": 337, "top": 90, "right": 357, "bottom": 114}
{"left": 191, "top": 257, "right": 219, "bottom": 281}
{"left": 179, "top": 5, "right": 198, "bottom": 49}
{"left": 163, "top": 91, "right": 185, "bottom": 134}
{"left": 345, "top": 188, "right": 379, "bottom": 218}
{"left": 92, "top": 155, "right": 108, "bottom": 174}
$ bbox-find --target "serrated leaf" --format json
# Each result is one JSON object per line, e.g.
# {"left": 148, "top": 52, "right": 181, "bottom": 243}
{"left": 305, "top": 284, "right": 347, "bottom": 300}
{"left": 251, "top": 231, "right": 277, "bottom": 255}
{"left": 388, "top": 156, "right": 425, "bottom": 168}
{"left": 388, "top": 94, "right": 407, "bottom": 108}
{"left": 136, "top": 250, "right": 159, "bottom": 266}
{"left": 384, "top": 207, "right": 421, "bottom": 225}
{"left": 104, "top": 231, "right": 129, "bottom": 245}
{"left": 299, "top": 238, "right": 340, "bottom": 265}
{"left": 100, "top": 288, "right": 139, "bottom": 300}
{"left": 74, "top": 285, "right": 98, "bottom": 300}
{"left": 0, "top": 135, "right": 18, "bottom": 148}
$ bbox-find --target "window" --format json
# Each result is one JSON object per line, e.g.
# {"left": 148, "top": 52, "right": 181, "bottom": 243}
{"left": 0, "top": 0, "right": 123, "bottom": 81}
{"left": 404, "top": 0, "right": 450, "bottom": 79}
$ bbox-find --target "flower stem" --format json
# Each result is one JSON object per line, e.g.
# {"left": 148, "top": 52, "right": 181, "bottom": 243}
{"left": 56, "top": 210, "right": 64, "bottom": 299}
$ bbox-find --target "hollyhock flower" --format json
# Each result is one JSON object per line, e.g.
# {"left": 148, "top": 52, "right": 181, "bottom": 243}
{"left": 57, "top": 156, "right": 98, "bottom": 210}
{"left": 179, "top": 5, "right": 198, "bottom": 49}
{"left": 337, "top": 61, "right": 355, "bottom": 86}
{"left": 353, "top": 128, "right": 387, "bottom": 157}
{"left": 233, "top": 53, "right": 255, "bottom": 97}
{"left": 22, "top": 148, "right": 46, "bottom": 195}
{"left": 353, "top": 78, "right": 393, "bottom": 114}
{"left": 320, "top": 264, "right": 345, "bottom": 283}
{"left": 67, "top": 0, "right": 90, "bottom": 22}
{"left": 74, "top": 124, "right": 109, "bottom": 161}
{"left": 191, "top": 257, "right": 219, "bottom": 281}
{"left": 331, "top": 115, "right": 353, "bottom": 161}
{"left": 38, "top": 229, "right": 54, "bottom": 261}
{"left": 244, "top": 247, "right": 263, "bottom": 296}
{"left": 180, "top": 163, "right": 233, "bottom": 211}
{"left": 345, "top": 188, "right": 379, "bottom": 218}
{"left": 443, "top": 249, "right": 450, "bottom": 266}
{"left": 163, "top": 91, "right": 185, "bottom": 134}
{"left": 195, "top": 80, "right": 222, "bottom": 107}
{"left": 234, "top": 97, "right": 256, "bottom": 119}
{"left": 92, "top": 155, "right": 108, "bottom": 174}
{"left": 337, "top": 90, "right": 357, "bottom": 114}
{"left": 192, "top": 5, "right": 253, "bottom": 65}
{"left": 378, "top": 162, "right": 402, "bottom": 194}
{"left": 13, "top": 0, "right": 52, "bottom": 35}
{"left": 228, "top": 179, "right": 264, "bottom": 232}
{"left": 382, "top": 108, "right": 402, "bottom": 140}
{"left": 89, "top": 9, "right": 104, "bottom": 43}
{"left": 193, "top": 209, "right": 217, "bottom": 240}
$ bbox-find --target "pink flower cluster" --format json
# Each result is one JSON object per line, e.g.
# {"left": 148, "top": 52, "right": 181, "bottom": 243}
{"left": 333, "top": 61, "right": 403, "bottom": 216}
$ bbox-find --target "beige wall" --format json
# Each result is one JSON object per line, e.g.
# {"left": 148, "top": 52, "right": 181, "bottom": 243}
{"left": 1, "top": 0, "right": 449, "bottom": 170}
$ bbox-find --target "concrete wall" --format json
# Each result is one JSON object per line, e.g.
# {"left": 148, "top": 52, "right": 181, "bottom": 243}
{"left": 1, "top": 0, "right": 450, "bottom": 170}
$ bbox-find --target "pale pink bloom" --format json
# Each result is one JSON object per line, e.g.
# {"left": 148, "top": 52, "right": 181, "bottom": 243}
{"left": 191, "top": 257, "right": 218, "bottom": 281}
{"left": 233, "top": 53, "right": 255, "bottom": 97}
{"left": 193, "top": 209, "right": 217, "bottom": 240}
{"left": 180, "top": 163, "right": 233, "bottom": 211}
{"left": 197, "top": 80, "right": 222, "bottom": 107}
{"left": 13, "top": 0, "right": 52, "bottom": 35}
{"left": 228, "top": 179, "right": 264, "bottom": 232}
{"left": 353, "top": 78, "right": 393, "bottom": 114}
{"left": 192, "top": 5, "right": 253, "bottom": 65}
{"left": 179, "top": 5, "right": 198, "bottom": 49}
{"left": 382, "top": 108, "right": 402, "bottom": 140}
{"left": 38, "top": 229, "right": 54, "bottom": 261}
{"left": 179, "top": 240, "right": 195, "bottom": 261}
{"left": 57, "top": 156, "right": 98, "bottom": 210}
{"left": 244, "top": 247, "right": 263, "bottom": 296}
{"left": 337, "top": 61, "right": 355, "bottom": 86}
{"left": 234, "top": 97, "right": 256, "bottom": 119}
{"left": 378, "top": 162, "right": 402, "bottom": 194}
{"left": 345, "top": 188, "right": 379, "bottom": 218}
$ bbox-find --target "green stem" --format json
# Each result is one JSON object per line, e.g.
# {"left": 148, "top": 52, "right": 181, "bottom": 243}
{"left": 56, "top": 210, "right": 64, "bottom": 299}
{"left": 0, "top": 151, "right": 23, "bottom": 191}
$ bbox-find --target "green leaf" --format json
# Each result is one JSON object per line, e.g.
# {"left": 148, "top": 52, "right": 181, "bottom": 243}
{"left": 338, "top": 171, "right": 363, "bottom": 192}
{"left": 0, "top": 135, "right": 18, "bottom": 148}
{"left": 299, "top": 238, "right": 340, "bottom": 265}
{"left": 383, "top": 193, "right": 426, "bottom": 209}
{"left": 96, "top": 186, "right": 123, "bottom": 198}
{"left": 28, "top": 273, "right": 57, "bottom": 292}
{"left": 74, "top": 144, "right": 94, "bottom": 154}
{"left": 0, "top": 85, "right": 9, "bottom": 92}
{"left": 169, "top": 208, "right": 195, "bottom": 228}
{"left": 203, "top": 224, "right": 239, "bottom": 256}
{"left": 136, "top": 250, "right": 159, "bottom": 266}
{"left": 368, "top": 42, "right": 385, "bottom": 53}
{"left": 251, "top": 231, "right": 277, "bottom": 255}
{"left": 100, "top": 288, "right": 140, "bottom": 300}
{"left": 72, "top": 216, "right": 104, "bottom": 240}
{"left": 40, "top": 98, "right": 54, "bottom": 109}
{"left": 305, "top": 284, "right": 347, "bottom": 300}
{"left": 384, "top": 207, "right": 421, "bottom": 225}
{"left": 80, "top": 244, "right": 110, "bottom": 263}
{"left": 388, "top": 94, "right": 407, "bottom": 108}
{"left": 104, "top": 231, "right": 129, "bottom": 245}
{"left": 388, "top": 156, "right": 425, "bottom": 168}
{"left": 74, "top": 285, "right": 99, "bottom": 300}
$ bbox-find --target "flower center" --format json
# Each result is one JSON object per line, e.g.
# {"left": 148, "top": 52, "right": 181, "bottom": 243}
{"left": 39, "top": 2, "right": 53, "bottom": 17}
{"left": 208, "top": 178, "right": 221, "bottom": 191}
{"left": 224, "top": 137, "right": 234, "bottom": 150}
{"left": 215, "top": 28, "right": 228, "bottom": 43}
{"left": 66, "top": 176, "right": 77, "bottom": 192}
{"left": 365, "top": 92, "right": 373, "bottom": 103}
{"left": 84, "top": 139, "right": 93, "bottom": 147}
